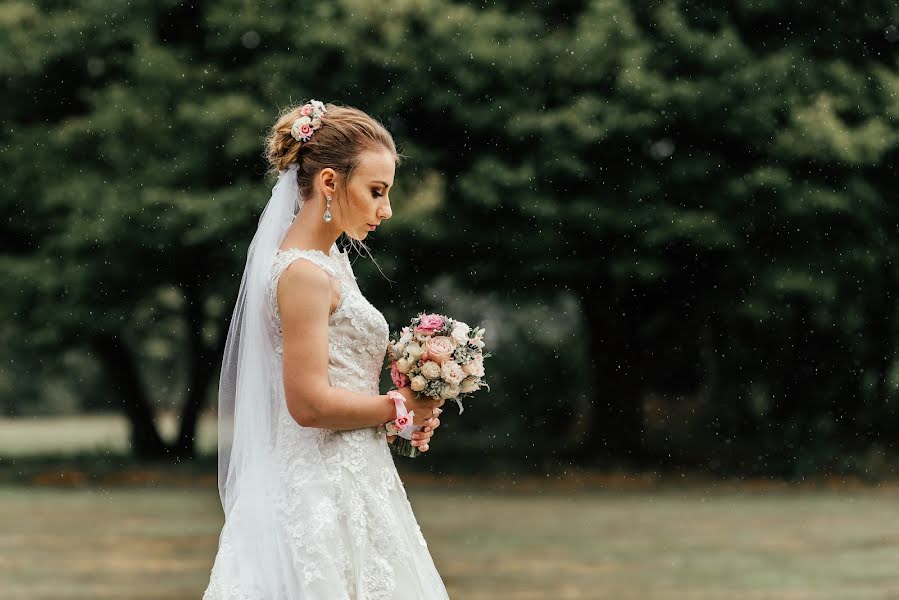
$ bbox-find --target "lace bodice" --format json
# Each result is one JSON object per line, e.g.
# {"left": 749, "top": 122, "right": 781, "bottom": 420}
{"left": 268, "top": 245, "right": 390, "bottom": 396}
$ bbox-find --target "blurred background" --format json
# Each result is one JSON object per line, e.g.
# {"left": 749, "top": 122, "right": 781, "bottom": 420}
{"left": 2, "top": 0, "right": 899, "bottom": 598}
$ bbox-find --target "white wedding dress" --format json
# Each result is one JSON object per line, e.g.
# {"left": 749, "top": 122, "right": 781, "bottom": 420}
{"left": 203, "top": 244, "right": 450, "bottom": 599}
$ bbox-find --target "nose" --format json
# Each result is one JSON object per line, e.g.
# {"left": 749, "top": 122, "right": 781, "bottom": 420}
{"left": 379, "top": 201, "right": 392, "bottom": 221}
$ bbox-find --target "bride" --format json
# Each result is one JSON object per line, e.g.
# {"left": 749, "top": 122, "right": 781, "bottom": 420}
{"left": 203, "top": 100, "right": 451, "bottom": 599}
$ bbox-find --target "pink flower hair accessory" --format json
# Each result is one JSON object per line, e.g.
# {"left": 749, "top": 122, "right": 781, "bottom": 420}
{"left": 290, "top": 99, "right": 328, "bottom": 142}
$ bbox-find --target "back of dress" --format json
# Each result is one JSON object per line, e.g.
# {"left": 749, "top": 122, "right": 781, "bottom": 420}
{"left": 204, "top": 243, "right": 451, "bottom": 600}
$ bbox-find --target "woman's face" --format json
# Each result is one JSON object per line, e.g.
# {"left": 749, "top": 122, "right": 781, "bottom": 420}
{"left": 339, "top": 147, "right": 395, "bottom": 241}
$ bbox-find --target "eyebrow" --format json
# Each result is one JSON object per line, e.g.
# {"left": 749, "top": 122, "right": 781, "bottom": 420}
{"left": 371, "top": 180, "right": 391, "bottom": 188}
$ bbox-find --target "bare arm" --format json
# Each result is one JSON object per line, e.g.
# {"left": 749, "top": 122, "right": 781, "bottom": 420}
{"left": 278, "top": 259, "right": 395, "bottom": 430}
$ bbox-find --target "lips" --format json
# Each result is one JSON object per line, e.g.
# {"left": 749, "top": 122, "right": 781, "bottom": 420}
{"left": 368, "top": 223, "right": 377, "bottom": 231}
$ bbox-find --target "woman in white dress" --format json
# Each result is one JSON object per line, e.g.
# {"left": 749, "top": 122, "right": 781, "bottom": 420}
{"left": 203, "top": 100, "right": 451, "bottom": 599}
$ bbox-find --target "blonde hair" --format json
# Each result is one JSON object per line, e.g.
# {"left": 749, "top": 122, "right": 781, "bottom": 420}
{"left": 264, "top": 101, "right": 401, "bottom": 259}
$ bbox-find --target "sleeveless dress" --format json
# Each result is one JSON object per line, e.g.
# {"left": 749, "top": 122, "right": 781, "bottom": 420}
{"left": 203, "top": 244, "right": 451, "bottom": 600}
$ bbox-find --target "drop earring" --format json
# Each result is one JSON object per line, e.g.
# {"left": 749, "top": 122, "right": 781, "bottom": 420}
{"left": 323, "top": 194, "right": 332, "bottom": 223}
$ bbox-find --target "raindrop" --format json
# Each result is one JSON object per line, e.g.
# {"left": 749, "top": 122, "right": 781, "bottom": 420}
{"left": 86, "top": 57, "right": 105, "bottom": 78}
{"left": 241, "top": 31, "right": 261, "bottom": 49}
{"left": 648, "top": 138, "right": 675, "bottom": 160}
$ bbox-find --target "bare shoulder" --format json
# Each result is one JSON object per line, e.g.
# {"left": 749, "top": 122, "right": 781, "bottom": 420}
{"left": 277, "top": 258, "right": 332, "bottom": 325}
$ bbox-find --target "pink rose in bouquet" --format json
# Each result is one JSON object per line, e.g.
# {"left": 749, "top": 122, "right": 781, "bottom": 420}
{"left": 390, "top": 362, "right": 409, "bottom": 388}
{"left": 424, "top": 336, "right": 455, "bottom": 366}
{"left": 415, "top": 313, "right": 444, "bottom": 335}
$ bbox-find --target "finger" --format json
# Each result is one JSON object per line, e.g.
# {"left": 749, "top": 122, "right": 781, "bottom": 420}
{"left": 427, "top": 417, "right": 440, "bottom": 430}
{"left": 419, "top": 443, "right": 429, "bottom": 452}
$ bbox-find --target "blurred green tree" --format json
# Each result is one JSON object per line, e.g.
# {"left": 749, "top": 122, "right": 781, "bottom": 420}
{"left": 1, "top": 0, "right": 897, "bottom": 475}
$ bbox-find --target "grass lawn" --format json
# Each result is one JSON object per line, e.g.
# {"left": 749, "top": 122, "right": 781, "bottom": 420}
{"left": 1, "top": 481, "right": 899, "bottom": 599}
{"left": 2, "top": 414, "right": 899, "bottom": 598}
{"left": 0, "top": 413, "right": 218, "bottom": 457}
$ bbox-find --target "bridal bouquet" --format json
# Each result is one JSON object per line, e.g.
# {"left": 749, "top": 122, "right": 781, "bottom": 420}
{"left": 385, "top": 312, "right": 490, "bottom": 458}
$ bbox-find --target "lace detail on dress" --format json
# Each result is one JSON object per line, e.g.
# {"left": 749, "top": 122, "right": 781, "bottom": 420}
{"left": 205, "top": 244, "right": 448, "bottom": 600}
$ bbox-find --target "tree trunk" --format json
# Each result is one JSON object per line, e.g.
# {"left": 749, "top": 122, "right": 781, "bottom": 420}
{"left": 563, "top": 286, "right": 646, "bottom": 465}
{"left": 91, "top": 333, "right": 168, "bottom": 459}
{"left": 869, "top": 258, "right": 896, "bottom": 440}
{"left": 175, "top": 284, "right": 226, "bottom": 457}
{"left": 875, "top": 260, "right": 896, "bottom": 401}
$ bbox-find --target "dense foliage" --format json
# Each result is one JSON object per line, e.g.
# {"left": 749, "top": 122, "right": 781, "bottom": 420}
{"left": 1, "top": 0, "right": 897, "bottom": 476}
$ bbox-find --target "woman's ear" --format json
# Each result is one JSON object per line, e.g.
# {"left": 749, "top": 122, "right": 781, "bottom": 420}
{"left": 318, "top": 167, "right": 338, "bottom": 197}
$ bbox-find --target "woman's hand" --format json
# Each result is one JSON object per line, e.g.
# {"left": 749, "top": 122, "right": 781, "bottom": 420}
{"left": 395, "top": 385, "right": 444, "bottom": 427}
{"left": 386, "top": 412, "right": 440, "bottom": 451}
{"left": 391, "top": 386, "right": 444, "bottom": 452}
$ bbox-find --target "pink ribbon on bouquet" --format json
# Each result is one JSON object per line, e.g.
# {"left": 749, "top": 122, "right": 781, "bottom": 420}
{"left": 386, "top": 391, "right": 418, "bottom": 441}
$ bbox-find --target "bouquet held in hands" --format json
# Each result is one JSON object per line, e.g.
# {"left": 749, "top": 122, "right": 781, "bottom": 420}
{"left": 385, "top": 312, "right": 490, "bottom": 457}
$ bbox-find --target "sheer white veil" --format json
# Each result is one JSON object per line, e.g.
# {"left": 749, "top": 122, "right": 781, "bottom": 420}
{"left": 215, "top": 162, "right": 303, "bottom": 596}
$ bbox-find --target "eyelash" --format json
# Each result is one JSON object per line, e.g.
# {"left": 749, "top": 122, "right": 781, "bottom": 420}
{"left": 372, "top": 190, "right": 383, "bottom": 198}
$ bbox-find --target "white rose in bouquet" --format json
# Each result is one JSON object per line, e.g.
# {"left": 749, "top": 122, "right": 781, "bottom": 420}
{"left": 420, "top": 360, "right": 441, "bottom": 380}
{"left": 460, "top": 377, "right": 480, "bottom": 393}
{"left": 441, "top": 360, "right": 466, "bottom": 386}
{"left": 410, "top": 375, "right": 428, "bottom": 392}
{"left": 450, "top": 322, "right": 471, "bottom": 345}
{"left": 440, "top": 383, "right": 460, "bottom": 399}
{"left": 461, "top": 355, "right": 485, "bottom": 377}
{"left": 405, "top": 341, "right": 425, "bottom": 361}
{"left": 396, "top": 356, "right": 414, "bottom": 374}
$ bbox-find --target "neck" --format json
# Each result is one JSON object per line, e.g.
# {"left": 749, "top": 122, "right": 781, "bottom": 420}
{"left": 282, "top": 198, "right": 343, "bottom": 255}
